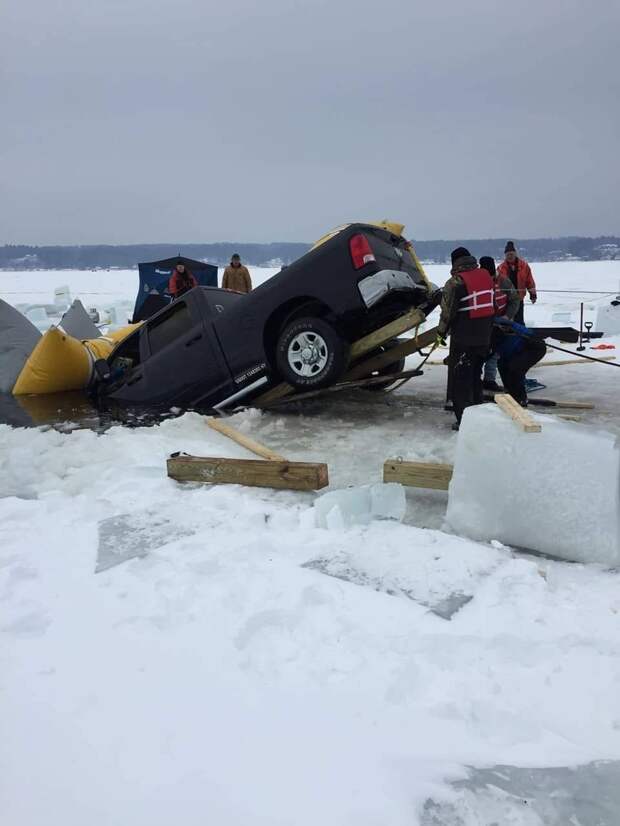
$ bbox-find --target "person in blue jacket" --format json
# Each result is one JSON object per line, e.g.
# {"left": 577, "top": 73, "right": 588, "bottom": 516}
{"left": 494, "top": 318, "right": 546, "bottom": 406}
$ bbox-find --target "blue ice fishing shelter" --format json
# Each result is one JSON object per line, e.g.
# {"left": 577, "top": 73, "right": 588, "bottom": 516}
{"left": 132, "top": 256, "right": 218, "bottom": 322}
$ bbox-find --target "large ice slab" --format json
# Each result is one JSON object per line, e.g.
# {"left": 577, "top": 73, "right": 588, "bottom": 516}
{"left": 595, "top": 297, "right": 620, "bottom": 336}
{"left": 446, "top": 404, "right": 620, "bottom": 565}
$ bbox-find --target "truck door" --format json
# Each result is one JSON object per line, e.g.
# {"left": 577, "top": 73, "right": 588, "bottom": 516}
{"left": 141, "top": 295, "right": 230, "bottom": 406}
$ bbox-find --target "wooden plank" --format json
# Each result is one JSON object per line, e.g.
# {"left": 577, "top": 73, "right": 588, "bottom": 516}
{"left": 494, "top": 393, "right": 542, "bottom": 432}
{"left": 348, "top": 307, "right": 427, "bottom": 360}
{"left": 206, "top": 417, "right": 285, "bottom": 461}
{"left": 428, "top": 355, "right": 616, "bottom": 368}
{"left": 254, "top": 307, "right": 427, "bottom": 407}
{"left": 533, "top": 356, "right": 616, "bottom": 367}
{"left": 383, "top": 459, "right": 453, "bottom": 490}
{"left": 260, "top": 369, "right": 424, "bottom": 408}
{"left": 343, "top": 326, "right": 438, "bottom": 382}
{"left": 527, "top": 398, "right": 594, "bottom": 410}
{"left": 167, "top": 454, "right": 329, "bottom": 491}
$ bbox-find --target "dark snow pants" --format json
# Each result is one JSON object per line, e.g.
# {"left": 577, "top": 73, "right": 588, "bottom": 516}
{"left": 498, "top": 338, "right": 546, "bottom": 405}
{"left": 451, "top": 346, "right": 487, "bottom": 424}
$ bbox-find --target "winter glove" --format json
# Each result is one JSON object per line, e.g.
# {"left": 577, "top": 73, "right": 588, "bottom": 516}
{"left": 530, "top": 292, "right": 537, "bottom": 304}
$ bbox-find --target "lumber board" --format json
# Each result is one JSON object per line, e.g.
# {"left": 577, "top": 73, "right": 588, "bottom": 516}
{"left": 254, "top": 307, "right": 427, "bottom": 407}
{"left": 483, "top": 395, "right": 594, "bottom": 410}
{"left": 167, "top": 454, "right": 328, "bottom": 491}
{"left": 383, "top": 460, "right": 453, "bottom": 490}
{"left": 534, "top": 355, "right": 616, "bottom": 367}
{"left": 343, "top": 325, "right": 438, "bottom": 382}
{"left": 494, "top": 393, "right": 541, "bottom": 433}
{"left": 206, "top": 417, "right": 285, "bottom": 461}
{"left": 348, "top": 307, "right": 427, "bottom": 360}
{"left": 428, "top": 355, "right": 616, "bottom": 368}
{"left": 260, "top": 369, "right": 424, "bottom": 408}
{"left": 527, "top": 398, "right": 594, "bottom": 410}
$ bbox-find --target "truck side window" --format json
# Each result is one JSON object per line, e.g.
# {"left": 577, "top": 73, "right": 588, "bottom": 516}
{"left": 110, "top": 330, "right": 141, "bottom": 370}
{"left": 148, "top": 301, "right": 192, "bottom": 355}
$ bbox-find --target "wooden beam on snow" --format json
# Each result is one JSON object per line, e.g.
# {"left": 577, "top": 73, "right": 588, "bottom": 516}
{"left": 534, "top": 355, "right": 616, "bottom": 367}
{"left": 383, "top": 459, "right": 453, "bottom": 490}
{"left": 494, "top": 393, "right": 542, "bottom": 433}
{"left": 167, "top": 454, "right": 329, "bottom": 491}
{"left": 206, "top": 417, "right": 285, "bottom": 461}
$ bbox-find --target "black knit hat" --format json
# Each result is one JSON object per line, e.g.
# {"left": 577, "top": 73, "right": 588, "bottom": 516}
{"left": 504, "top": 241, "right": 516, "bottom": 254}
{"left": 479, "top": 256, "right": 496, "bottom": 277}
{"left": 450, "top": 246, "right": 471, "bottom": 265}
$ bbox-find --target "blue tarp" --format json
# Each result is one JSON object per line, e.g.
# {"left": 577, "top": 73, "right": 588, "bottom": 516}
{"left": 133, "top": 256, "right": 218, "bottom": 322}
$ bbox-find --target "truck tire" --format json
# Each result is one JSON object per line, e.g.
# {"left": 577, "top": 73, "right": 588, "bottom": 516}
{"left": 276, "top": 317, "right": 349, "bottom": 389}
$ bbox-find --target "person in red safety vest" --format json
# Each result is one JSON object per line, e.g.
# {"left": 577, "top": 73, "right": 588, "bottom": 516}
{"left": 437, "top": 247, "right": 495, "bottom": 430}
{"left": 168, "top": 262, "right": 198, "bottom": 299}
{"left": 479, "top": 255, "right": 519, "bottom": 391}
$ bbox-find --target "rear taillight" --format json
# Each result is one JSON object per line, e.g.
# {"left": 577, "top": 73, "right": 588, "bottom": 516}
{"left": 349, "top": 234, "right": 376, "bottom": 270}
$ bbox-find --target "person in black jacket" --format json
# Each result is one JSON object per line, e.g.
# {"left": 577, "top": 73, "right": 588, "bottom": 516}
{"left": 438, "top": 247, "right": 495, "bottom": 429}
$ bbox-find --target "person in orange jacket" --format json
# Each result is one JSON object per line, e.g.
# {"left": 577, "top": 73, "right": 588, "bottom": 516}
{"left": 497, "top": 241, "right": 537, "bottom": 324}
{"left": 168, "top": 262, "right": 198, "bottom": 299}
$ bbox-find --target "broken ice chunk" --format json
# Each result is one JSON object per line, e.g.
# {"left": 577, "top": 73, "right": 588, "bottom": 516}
{"left": 314, "top": 483, "right": 406, "bottom": 529}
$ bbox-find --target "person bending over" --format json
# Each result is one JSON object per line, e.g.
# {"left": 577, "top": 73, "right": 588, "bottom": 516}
{"left": 494, "top": 318, "right": 546, "bottom": 406}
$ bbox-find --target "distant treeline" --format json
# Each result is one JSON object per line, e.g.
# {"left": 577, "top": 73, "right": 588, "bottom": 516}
{"left": 1, "top": 236, "right": 619, "bottom": 270}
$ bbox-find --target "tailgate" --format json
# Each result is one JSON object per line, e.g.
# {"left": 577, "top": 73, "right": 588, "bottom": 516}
{"left": 366, "top": 229, "right": 426, "bottom": 286}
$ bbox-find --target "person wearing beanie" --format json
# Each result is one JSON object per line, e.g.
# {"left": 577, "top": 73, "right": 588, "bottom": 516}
{"left": 437, "top": 247, "right": 495, "bottom": 429}
{"left": 168, "top": 261, "right": 198, "bottom": 298}
{"left": 497, "top": 241, "right": 537, "bottom": 324}
{"left": 479, "top": 255, "right": 520, "bottom": 391}
{"left": 222, "top": 253, "right": 253, "bottom": 293}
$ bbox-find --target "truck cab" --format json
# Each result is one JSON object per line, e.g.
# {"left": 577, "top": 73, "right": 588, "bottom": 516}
{"left": 104, "top": 289, "right": 241, "bottom": 409}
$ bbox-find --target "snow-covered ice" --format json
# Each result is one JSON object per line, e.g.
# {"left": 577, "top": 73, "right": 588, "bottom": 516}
{"left": 1, "top": 261, "right": 620, "bottom": 824}
{"left": 447, "top": 404, "right": 620, "bottom": 565}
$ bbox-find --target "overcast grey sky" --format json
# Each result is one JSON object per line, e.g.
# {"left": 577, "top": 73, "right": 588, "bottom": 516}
{"left": 2, "top": 0, "right": 619, "bottom": 244}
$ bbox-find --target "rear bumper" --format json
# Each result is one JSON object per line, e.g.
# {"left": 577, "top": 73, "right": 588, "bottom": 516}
{"left": 358, "top": 269, "right": 427, "bottom": 308}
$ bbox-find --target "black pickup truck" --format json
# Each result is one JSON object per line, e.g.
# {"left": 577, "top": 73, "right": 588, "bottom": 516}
{"left": 95, "top": 223, "right": 440, "bottom": 412}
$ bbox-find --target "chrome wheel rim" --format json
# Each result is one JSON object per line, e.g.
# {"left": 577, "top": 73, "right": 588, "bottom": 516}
{"left": 287, "top": 331, "right": 329, "bottom": 377}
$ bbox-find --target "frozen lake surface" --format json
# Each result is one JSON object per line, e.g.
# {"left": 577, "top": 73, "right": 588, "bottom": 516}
{"left": 1, "top": 262, "right": 620, "bottom": 825}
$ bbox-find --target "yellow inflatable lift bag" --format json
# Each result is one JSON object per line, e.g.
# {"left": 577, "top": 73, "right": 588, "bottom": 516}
{"left": 13, "top": 323, "right": 140, "bottom": 395}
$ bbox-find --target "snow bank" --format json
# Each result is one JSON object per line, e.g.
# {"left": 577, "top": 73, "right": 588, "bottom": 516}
{"left": 446, "top": 404, "right": 620, "bottom": 565}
